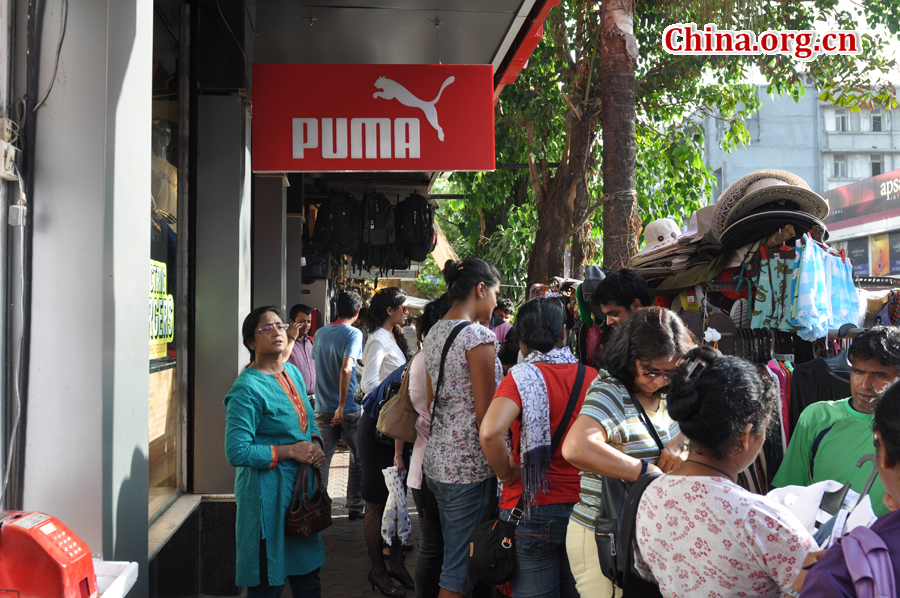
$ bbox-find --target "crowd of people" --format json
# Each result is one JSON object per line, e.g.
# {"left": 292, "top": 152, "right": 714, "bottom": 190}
{"left": 222, "top": 256, "right": 900, "bottom": 598}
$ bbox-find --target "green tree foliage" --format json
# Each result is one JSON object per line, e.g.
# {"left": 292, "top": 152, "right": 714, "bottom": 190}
{"left": 442, "top": 0, "right": 898, "bottom": 282}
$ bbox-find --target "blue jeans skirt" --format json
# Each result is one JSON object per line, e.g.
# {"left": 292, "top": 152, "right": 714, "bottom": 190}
{"left": 424, "top": 475, "right": 498, "bottom": 595}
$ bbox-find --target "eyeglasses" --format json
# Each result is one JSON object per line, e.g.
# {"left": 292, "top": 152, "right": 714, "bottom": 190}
{"left": 257, "top": 323, "right": 289, "bottom": 334}
{"left": 638, "top": 362, "right": 679, "bottom": 380}
{"left": 393, "top": 305, "right": 409, "bottom": 313}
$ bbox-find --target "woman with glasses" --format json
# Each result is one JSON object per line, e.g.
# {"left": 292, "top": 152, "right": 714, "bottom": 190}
{"left": 561, "top": 307, "right": 693, "bottom": 598}
{"left": 358, "top": 287, "right": 413, "bottom": 596}
{"left": 224, "top": 306, "right": 326, "bottom": 598}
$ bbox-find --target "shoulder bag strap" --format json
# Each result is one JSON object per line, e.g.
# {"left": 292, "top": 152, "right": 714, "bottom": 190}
{"left": 627, "top": 388, "right": 665, "bottom": 453}
{"left": 513, "top": 362, "right": 586, "bottom": 517}
{"left": 620, "top": 470, "right": 664, "bottom": 593}
{"left": 434, "top": 321, "right": 473, "bottom": 400}
{"left": 293, "top": 463, "right": 310, "bottom": 502}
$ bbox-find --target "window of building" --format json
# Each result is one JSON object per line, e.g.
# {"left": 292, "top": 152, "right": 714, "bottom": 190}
{"left": 150, "top": 0, "right": 185, "bottom": 521}
{"left": 872, "top": 154, "right": 884, "bottom": 177}
{"left": 835, "top": 109, "right": 848, "bottom": 132}
{"left": 833, "top": 154, "right": 848, "bottom": 179}
{"left": 872, "top": 110, "right": 883, "bottom": 132}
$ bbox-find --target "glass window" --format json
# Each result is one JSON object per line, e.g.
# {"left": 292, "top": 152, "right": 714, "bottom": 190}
{"left": 150, "top": 0, "right": 183, "bottom": 521}
{"left": 872, "top": 110, "right": 883, "bottom": 132}
{"left": 872, "top": 154, "right": 883, "bottom": 177}
{"left": 835, "top": 109, "right": 847, "bottom": 132}
{"left": 833, "top": 154, "right": 847, "bottom": 179}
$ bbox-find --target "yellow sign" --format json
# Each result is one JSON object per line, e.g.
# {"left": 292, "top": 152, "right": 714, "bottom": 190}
{"left": 872, "top": 234, "right": 890, "bottom": 277}
{"left": 150, "top": 259, "right": 175, "bottom": 359}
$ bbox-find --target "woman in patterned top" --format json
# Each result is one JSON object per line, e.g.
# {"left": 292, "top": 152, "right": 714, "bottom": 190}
{"left": 561, "top": 307, "right": 692, "bottom": 598}
{"left": 635, "top": 346, "right": 822, "bottom": 597}
{"left": 424, "top": 257, "right": 502, "bottom": 598}
{"left": 224, "top": 306, "right": 326, "bottom": 598}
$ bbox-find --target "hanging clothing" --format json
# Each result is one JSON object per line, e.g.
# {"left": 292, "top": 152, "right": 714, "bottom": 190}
{"left": 825, "top": 252, "right": 860, "bottom": 329}
{"left": 796, "top": 237, "right": 831, "bottom": 341}
{"left": 788, "top": 358, "right": 852, "bottom": 436}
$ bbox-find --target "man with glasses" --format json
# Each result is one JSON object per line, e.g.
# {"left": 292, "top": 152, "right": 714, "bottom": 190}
{"left": 311, "top": 291, "right": 366, "bottom": 520}
{"left": 283, "top": 304, "right": 316, "bottom": 408}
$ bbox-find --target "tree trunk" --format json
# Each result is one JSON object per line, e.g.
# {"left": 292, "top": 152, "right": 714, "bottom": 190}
{"left": 600, "top": 0, "right": 639, "bottom": 269}
{"left": 527, "top": 112, "right": 595, "bottom": 286}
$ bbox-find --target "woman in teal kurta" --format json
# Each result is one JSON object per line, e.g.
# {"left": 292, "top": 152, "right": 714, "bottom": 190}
{"left": 225, "top": 306, "right": 327, "bottom": 598}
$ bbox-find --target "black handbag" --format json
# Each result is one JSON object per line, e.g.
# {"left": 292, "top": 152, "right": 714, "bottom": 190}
{"left": 467, "top": 363, "right": 586, "bottom": 585}
{"left": 594, "top": 388, "right": 665, "bottom": 597}
{"left": 285, "top": 463, "right": 333, "bottom": 537}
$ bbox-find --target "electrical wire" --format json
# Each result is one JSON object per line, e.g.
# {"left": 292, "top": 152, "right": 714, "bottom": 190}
{"left": 33, "top": 0, "right": 68, "bottom": 112}
{"left": 217, "top": 0, "right": 246, "bottom": 62}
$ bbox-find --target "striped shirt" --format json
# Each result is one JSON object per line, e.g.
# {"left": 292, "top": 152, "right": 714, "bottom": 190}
{"left": 570, "top": 370, "right": 680, "bottom": 530}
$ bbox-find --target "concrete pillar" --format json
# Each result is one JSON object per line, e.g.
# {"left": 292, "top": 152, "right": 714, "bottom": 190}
{"left": 253, "top": 176, "right": 287, "bottom": 314}
{"left": 193, "top": 95, "right": 252, "bottom": 494}
{"left": 17, "top": 0, "right": 152, "bottom": 593}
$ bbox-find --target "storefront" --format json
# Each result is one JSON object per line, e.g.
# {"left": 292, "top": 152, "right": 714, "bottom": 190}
{"left": 824, "top": 167, "right": 900, "bottom": 276}
{"left": 0, "top": 1, "right": 557, "bottom": 596}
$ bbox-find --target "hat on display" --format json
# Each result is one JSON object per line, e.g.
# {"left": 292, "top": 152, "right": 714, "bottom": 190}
{"left": 684, "top": 205, "right": 718, "bottom": 243}
{"left": 580, "top": 266, "right": 606, "bottom": 305}
{"left": 711, "top": 170, "right": 829, "bottom": 242}
{"left": 638, "top": 218, "right": 681, "bottom": 254}
{"left": 719, "top": 210, "right": 827, "bottom": 251}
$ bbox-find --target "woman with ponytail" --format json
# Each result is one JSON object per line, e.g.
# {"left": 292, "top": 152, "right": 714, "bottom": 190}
{"left": 480, "top": 298, "right": 598, "bottom": 598}
{"left": 634, "top": 346, "right": 821, "bottom": 598}
{"left": 424, "top": 257, "right": 502, "bottom": 598}
{"left": 357, "top": 286, "right": 413, "bottom": 597}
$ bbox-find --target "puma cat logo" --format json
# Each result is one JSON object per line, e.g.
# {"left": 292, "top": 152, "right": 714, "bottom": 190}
{"left": 373, "top": 76, "right": 455, "bottom": 141}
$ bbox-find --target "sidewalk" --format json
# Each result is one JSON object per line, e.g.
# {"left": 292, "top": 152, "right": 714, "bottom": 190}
{"left": 314, "top": 446, "right": 421, "bottom": 598}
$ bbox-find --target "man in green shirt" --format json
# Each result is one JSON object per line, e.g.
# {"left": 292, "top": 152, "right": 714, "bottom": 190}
{"left": 773, "top": 326, "right": 900, "bottom": 516}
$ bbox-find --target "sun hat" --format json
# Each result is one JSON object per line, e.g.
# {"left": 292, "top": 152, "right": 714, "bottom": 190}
{"left": 638, "top": 218, "right": 681, "bottom": 254}
{"left": 683, "top": 205, "right": 718, "bottom": 243}
{"left": 711, "top": 170, "right": 828, "bottom": 242}
{"left": 719, "top": 210, "right": 827, "bottom": 251}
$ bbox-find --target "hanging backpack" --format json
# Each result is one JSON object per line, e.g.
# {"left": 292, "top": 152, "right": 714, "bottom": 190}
{"left": 841, "top": 525, "right": 897, "bottom": 598}
{"left": 317, "top": 191, "right": 362, "bottom": 255}
{"left": 396, "top": 192, "right": 436, "bottom": 263}
{"left": 362, "top": 192, "right": 396, "bottom": 247}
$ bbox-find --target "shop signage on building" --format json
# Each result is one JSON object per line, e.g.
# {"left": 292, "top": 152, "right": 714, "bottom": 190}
{"left": 847, "top": 237, "right": 869, "bottom": 276}
{"left": 824, "top": 168, "right": 900, "bottom": 230}
{"left": 252, "top": 64, "right": 495, "bottom": 172}
{"left": 150, "top": 259, "right": 175, "bottom": 360}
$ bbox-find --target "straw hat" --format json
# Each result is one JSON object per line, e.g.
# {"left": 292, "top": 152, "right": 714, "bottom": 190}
{"left": 711, "top": 170, "right": 828, "bottom": 242}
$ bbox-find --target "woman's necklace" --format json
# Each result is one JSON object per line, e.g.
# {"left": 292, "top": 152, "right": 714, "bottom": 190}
{"left": 684, "top": 459, "right": 734, "bottom": 483}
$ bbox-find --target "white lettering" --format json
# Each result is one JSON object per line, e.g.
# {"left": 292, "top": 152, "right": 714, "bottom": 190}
{"left": 394, "top": 118, "right": 420, "bottom": 159}
{"left": 322, "top": 118, "right": 349, "bottom": 159}
{"left": 292, "top": 118, "right": 318, "bottom": 159}
{"left": 351, "top": 118, "right": 392, "bottom": 159}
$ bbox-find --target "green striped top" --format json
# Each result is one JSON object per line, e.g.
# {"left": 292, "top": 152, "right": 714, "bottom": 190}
{"left": 570, "top": 370, "right": 680, "bottom": 530}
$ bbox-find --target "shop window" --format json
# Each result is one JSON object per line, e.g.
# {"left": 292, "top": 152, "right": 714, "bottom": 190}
{"left": 872, "top": 154, "right": 883, "bottom": 177}
{"left": 872, "top": 110, "right": 883, "bottom": 132}
{"left": 833, "top": 154, "right": 847, "bottom": 179}
{"left": 150, "top": 0, "right": 184, "bottom": 521}
{"left": 834, "top": 109, "right": 847, "bottom": 132}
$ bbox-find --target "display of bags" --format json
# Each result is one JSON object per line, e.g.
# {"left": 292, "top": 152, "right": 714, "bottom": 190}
{"left": 396, "top": 192, "right": 436, "bottom": 263}
{"left": 286, "top": 464, "right": 333, "bottom": 537}
{"left": 377, "top": 356, "right": 418, "bottom": 443}
{"left": 362, "top": 191, "right": 396, "bottom": 247}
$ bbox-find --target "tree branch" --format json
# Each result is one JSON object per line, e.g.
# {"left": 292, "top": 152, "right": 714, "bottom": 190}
{"left": 568, "top": 191, "right": 609, "bottom": 238}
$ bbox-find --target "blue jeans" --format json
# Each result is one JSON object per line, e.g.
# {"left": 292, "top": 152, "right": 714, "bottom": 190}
{"left": 315, "top": 409, "right": 364, "bottom": 513}
{"left": 425, "top": 475, "right": 498, "bottom": 596}
{"left": 500, "top": 503, "right": 578, "bottom": 598}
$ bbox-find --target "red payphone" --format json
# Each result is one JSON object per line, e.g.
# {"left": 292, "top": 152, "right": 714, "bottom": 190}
{"left": 0, "top": 511, "right": 97, "bottom": 598}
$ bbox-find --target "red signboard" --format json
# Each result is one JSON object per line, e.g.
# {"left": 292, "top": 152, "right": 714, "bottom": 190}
{"left": 252, "top": 64, "right": 496, "bottom": 173}
{"left": 823, "top": 168, "right": 900, "bottom": 230}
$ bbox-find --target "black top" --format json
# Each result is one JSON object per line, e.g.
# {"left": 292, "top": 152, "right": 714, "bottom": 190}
{"left": 789, "top": 357, "right": 852, "bottom": 436}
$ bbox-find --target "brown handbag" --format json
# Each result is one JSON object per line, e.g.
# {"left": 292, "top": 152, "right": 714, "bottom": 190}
{"left": 285, "top": 464, "right": 333, "bottom": 537}
{"left": 376, "top": 357, "right": 417, "bottom": 443}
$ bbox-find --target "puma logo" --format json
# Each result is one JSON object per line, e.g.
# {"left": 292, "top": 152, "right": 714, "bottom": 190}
{"left": 373, "top": 76, "right": 455, "bottom": 141}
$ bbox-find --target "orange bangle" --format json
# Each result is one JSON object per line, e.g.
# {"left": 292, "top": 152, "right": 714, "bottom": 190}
{"left": 269, "top": 446, "right": 278, "bottom": 469}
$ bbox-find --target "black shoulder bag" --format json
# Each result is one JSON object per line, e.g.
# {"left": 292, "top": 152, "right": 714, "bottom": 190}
{"left": 419, "top": 321, "right": 472, "bottom": 523}
{"left": 468, "top": 363, "right": 586, "bottom": 585}
{"left": 595, "top": 388, "right": 665, "bottom": 598}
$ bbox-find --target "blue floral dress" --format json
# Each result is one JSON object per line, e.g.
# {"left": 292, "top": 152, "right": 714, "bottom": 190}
{"left": 224, "top": 363, "right": 325, "bottom": 587}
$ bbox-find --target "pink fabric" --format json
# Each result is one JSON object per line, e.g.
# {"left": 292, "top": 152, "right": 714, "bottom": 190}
{"left": 407, "top": 352, "right": 429, "bottom": 490}
{"left": 767, "top": 361, "right": 790, "bottom": 447}
{"left": 491, "top": 322, "right": 513, "bottom": 343}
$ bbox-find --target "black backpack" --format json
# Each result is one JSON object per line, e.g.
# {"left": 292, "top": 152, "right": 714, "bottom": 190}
{"left": 396, "top": 193, "right": 436, "bottom": 263}
{"left": 316, "top": 191, "right": 362, "bottom": 255}
{"left": 361, "top": 192, "right": 396, "bottom": 247}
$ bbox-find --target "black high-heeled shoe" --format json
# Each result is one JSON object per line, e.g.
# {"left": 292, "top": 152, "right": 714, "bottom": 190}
{"left": 389, "top": 567, "right": 415, "bottom": 590}
{"left": 368, "top": 571, "right": 404, "bottom": 597}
